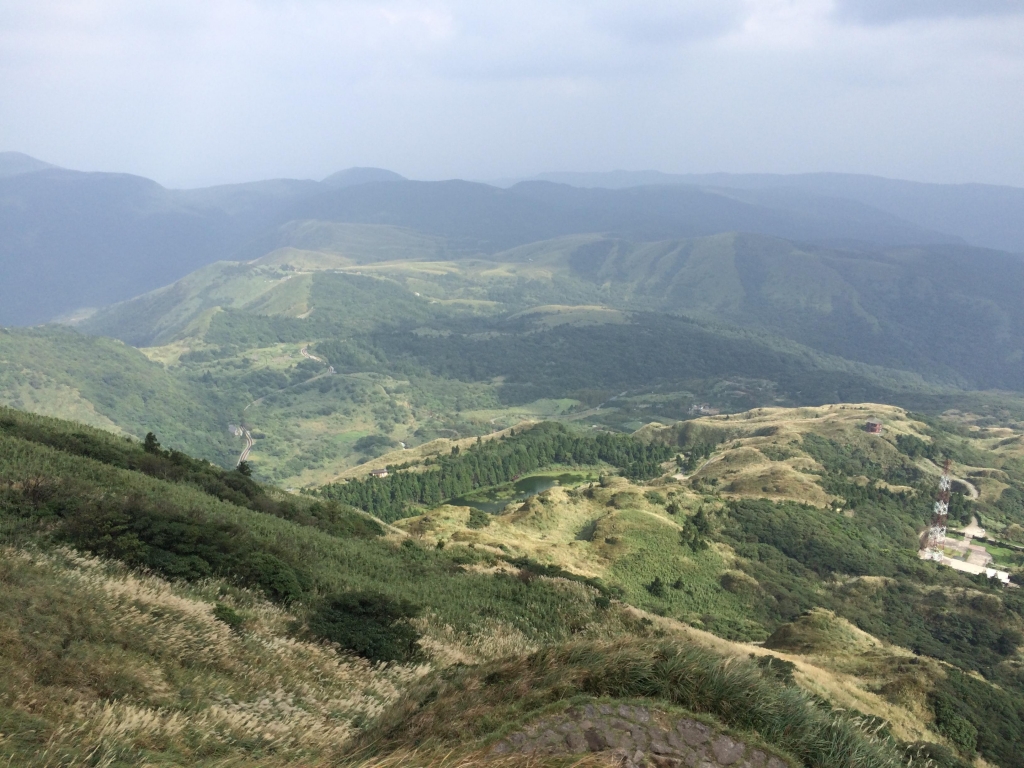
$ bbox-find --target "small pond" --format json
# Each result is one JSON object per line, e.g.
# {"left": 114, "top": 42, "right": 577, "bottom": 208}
{"left": 451, "top": 472, "right": 593, "bottom": 513}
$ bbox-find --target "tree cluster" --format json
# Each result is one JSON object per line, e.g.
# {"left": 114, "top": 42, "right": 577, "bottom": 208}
{"left": 317, "top": 422, "right": 673, "bottom": 522}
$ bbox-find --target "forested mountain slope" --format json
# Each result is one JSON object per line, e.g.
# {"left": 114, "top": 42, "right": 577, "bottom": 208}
{"left": 532, "top": 170, "right": 1024, "bottom": 254}
{"left": 543, "top": 233, "right": 1024, "bottom": 389}
{"left": 0, "top": 326, "right": 235, "bottom": 463}
{"left": 81, "top": 229, "right": 1024, "bottom": 391}
{"left": 1, "top": 156, "right": 968, "bottom": 326}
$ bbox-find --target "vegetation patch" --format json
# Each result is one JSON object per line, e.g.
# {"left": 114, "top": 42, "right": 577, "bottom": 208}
{"left": 316, "top": 422, "right": 673, "bottom": 522}
{"left": 350, "top": 639, "right": 906, "bottom": 768}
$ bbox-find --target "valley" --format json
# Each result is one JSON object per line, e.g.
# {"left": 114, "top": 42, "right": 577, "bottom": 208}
{"left": 3, "top": 394, "right": 1024, "bottom": 767}
{"left": 2, "top": 159, "right": 1024, "bottom": 768}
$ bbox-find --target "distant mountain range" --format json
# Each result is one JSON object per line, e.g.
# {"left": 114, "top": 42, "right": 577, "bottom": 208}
{"left": 1, "top": 151, "right": 1023, "bottom": 327}
{"left": 522, "top": 170, "right": 1024, "bottom": 255}
{"left": 77, "top": 227, "right": 1024, "bottom": 392}
{"left": 0, "top": 150, "right": 58, "bottom": 177}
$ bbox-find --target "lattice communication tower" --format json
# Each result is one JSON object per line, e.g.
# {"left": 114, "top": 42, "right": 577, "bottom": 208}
{"left": 922, "top": 458, "right": 952, "bottom": 560}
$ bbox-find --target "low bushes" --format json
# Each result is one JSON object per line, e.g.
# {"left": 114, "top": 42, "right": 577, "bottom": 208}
{"left": 352, "top": 639, "right": 905, "bottom": 768}
{"left": 308, "top": 591, "right": 421, "bottom": 662}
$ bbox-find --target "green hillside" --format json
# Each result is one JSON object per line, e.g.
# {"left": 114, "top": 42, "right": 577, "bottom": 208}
{"left": 1, "top": 161, "right": 970, "bottom": 327}
{"left": 0, "top": 326, "right": 234, "bottom": 463}
{"left": 532, "top": 170, "right": 1024, "bottom": 254}
{"left": 80, "top": 230, "right": 1024, "bottom": 391}
{"left": 0, "top": 238, "right": 1007, "bottom": 487}
{"left": 536, "top": 233, "right": 1024, "bottom": 390}
{"left": 3, "top": 404, "right": 1024, "bottom": 766}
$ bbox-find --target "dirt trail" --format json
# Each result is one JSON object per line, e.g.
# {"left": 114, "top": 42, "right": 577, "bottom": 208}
{"left": 300, "top": 345, "right": 323, "bottom": 363}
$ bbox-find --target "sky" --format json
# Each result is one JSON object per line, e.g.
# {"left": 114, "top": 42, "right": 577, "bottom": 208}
{"left": 2, "top": 1, "right": 1023, "bottom": 189}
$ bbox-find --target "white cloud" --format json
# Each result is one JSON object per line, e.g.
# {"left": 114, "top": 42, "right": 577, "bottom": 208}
{"left": 0, "top": 0, "right": 1022, "bottom": 187}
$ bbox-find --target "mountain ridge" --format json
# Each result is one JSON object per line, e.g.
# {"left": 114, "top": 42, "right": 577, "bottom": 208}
{"left": 523, "top": 170, "right": 1024, "bottom": 253}
{"left": 1, "top": 161, "right": 974, "bottom": 326}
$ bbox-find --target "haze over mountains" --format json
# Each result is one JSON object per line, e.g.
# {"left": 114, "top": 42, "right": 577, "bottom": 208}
{"left": 524, "top": 170, "right": 1024, "bottom": 255}
{"left": 3, "top": 151, "right": 1024, "bottom": 328}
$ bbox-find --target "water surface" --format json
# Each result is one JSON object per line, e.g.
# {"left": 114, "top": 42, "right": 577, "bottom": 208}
{"left": 451, "top": 472, "right": 592, "bottom": 513}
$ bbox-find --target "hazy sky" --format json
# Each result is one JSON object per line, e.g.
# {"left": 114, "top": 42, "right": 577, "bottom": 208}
{"left": 2, "top": 1, "right": 1023, "bottom": 188}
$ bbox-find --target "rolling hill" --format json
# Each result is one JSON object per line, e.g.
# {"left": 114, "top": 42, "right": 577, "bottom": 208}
{"left": 3, "top": 402, "right": 1023, "bottom": 767}
{"left": 530, "top": 170, "right": 1024, "bottom": 254}
{"left": 80, "top": 229, "right": 1024, "bottom": 391}
{"left": 535, "top": 232, "right": 1024, "bottom": 390}
{"left": 0, "top": 325, "right": 235, "bottom": 463}
{"left": 0, "top": 150, "right": 58, "bottom": 177}
{"left": 5, "top": 153, "right": 1024, "bottom": 768}
{"left": 1, "top": 154, "right": 979, "bottom": 326}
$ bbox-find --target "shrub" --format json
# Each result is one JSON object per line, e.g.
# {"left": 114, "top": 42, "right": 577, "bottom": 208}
{"left": 213, "top": 603, "right": 246, "bottom": 632}
{"left": 646, "top": 576, "right": 666, "bottom": 597}
{"left": 930, "top": 692, "right": 978, "bottom": 755}
{"left": 467, "top": 509, "right": 491, "bottom": 529}
{"left": 53, "top": 493, "right": 312, "bottom": 601}
{"left": 237, "top": 552, "right": 308, "bottom": 603}
{"left": 307, "top": 591, "right": 422, "bottom": 662}
{"left": 754, "top": 654, "right": 796, "bottom": 687}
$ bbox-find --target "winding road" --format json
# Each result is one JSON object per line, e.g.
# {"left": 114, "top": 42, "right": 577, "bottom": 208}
{"left": 236, "top": 343, "right": 329, "bottom": 467}
{"left": 236, "top": 428, "right": 254, "bottom": 466}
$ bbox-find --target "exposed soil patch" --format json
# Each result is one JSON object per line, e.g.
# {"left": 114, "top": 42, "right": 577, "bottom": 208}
{"left": 490, "top": 703, "right": 788, "bottom": 767}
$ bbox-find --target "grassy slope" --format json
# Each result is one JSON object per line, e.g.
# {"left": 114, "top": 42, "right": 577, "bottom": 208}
{"left": 0, "top": 547, "right": 421, "bottom": 767}
{"left": 0, "top": 405, "right": 937, "bottom": 768}
{"left": 497, "top": 232, "right": 1024, "bottom": 390}
{"left": 79, "top": 226, "right": 1024, "bottom": 391}
{"left": 0, "top": 326, "right": 234, "bottom": 463}
{"left": 383, "top": 403, "right": 1024, "bottom": 767}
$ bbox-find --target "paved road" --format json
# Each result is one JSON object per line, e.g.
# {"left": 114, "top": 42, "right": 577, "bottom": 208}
{"left": 237, "top": 428, "right": 254, "bottom": 466}
{"left": 962, "top": 515, "right": 986, "bottom": 538}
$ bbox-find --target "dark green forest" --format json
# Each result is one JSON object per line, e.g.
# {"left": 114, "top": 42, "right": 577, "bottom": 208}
{"left": 316, "top": 422, "right": 673, "bottom": 522}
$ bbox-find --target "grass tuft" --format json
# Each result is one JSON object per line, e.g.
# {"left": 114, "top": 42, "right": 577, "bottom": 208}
{"left": 350, "top": 638, "right": 904, "bottom": 768}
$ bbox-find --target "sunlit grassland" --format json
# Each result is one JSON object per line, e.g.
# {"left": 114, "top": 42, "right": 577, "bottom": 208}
{"left": 391, "top": 476, "right": 747, "bottom": 633}
{"left": 6, "top": 404, "right": 1014, "bottom": 764}
{"left": 9, "top": 413, "right": 928, "bottom": 763}
{"left": 386, "top": 485, "right": 960, "bottom": 749}
{"left": 641, "top": 403, "right": 934, "bottom": 508}
{"left": 0, "top": 366, "right": 125, "bottom": 434}
{"left": 0, "top": 547, "right": 425, "bottom": 768}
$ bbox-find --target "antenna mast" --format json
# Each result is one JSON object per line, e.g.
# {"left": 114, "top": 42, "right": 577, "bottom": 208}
{"left": 922, "top": 458, "right": 951, "bottom": 560}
